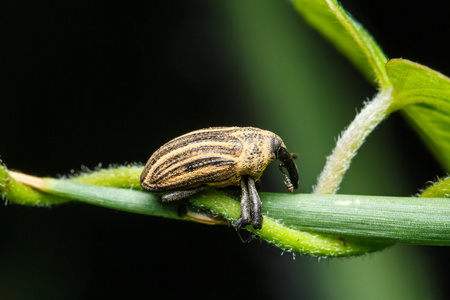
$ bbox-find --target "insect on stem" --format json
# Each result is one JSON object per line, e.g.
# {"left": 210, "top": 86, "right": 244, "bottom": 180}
{"left": 140, "top": 126, "right": 299, "bottom": 230}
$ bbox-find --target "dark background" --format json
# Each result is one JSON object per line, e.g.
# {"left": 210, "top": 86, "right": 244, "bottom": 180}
{"left": 1, "top": 1, "right": 448, "bottom": 299}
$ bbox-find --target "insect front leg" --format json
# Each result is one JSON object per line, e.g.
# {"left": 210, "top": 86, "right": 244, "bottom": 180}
{"left": 247, "top": 177, "right": 262, "bottom": 230}
{"left": 161, "top": 186, "right": 206, "bottom": 203}
{"left": 278, "top": 163, "right": 294, "bottom": 192}
{"left": 236, "top": 176, "right": 251, "bottom": 230}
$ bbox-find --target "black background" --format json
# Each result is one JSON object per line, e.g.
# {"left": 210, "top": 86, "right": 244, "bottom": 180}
{"left": 1, "top": 1, "right": 449, "bottom": 299}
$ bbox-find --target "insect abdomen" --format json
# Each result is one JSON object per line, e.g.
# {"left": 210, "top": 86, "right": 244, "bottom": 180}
{"left": 140, "top": 128, "right": 243, "bottom": 192}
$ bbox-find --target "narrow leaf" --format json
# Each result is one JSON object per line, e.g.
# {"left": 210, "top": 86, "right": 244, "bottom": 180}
{"left": 261, "top": 193, "right": 450, "bottom": 246}
{"left": 291, "top": 0, "right": 389, "bottom": 87}
{"left": 40, "top": 177, "right": 450, "bottom": 247}
{"left": 44, "top": 178, "right": 183, "bottom": 220}
{"left": 40, "top": 178, "right": 391, "bottom": 257}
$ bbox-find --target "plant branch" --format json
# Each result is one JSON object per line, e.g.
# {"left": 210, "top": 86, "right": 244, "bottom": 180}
{"left": 0, "top": 163, "right": 68, "bottom": 205}
{"left": 4, "top": 166, "right": 450, "bottom": 257}
{"left": 9, "top": 172, "right": 392, "bottom": 257}
{"left": 314, "top": 87, "right": 394, "bottom": 194}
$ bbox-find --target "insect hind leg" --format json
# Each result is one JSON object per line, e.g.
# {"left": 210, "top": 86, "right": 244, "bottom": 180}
{"left": 247, "top": 177, "right": 262, "bottom": 230}
{"left": 236, "top": 176, "right": 263, "bottom": 230}
{"left": 236, "top": 176, "right": 251, "bottom": 230}
{"left": 161, "top": 186, "right": 206, "bottom": 203}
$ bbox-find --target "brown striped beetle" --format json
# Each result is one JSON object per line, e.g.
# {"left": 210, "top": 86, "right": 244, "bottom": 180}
{"left": 140, "top": 127, "right": 299, "bottom": 230}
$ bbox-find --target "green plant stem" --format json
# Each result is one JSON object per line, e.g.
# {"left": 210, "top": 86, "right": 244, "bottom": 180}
{"left": 35, "top": 177, "right": 392, "bottom": 257}
{"left": 0, "top": 164, "right": 68, "bottom": 205}
{"left": 6, "top": 167, "right": 450, "bottom": 251}
{"left": 46, "top": 178, "right": 184, "bottom": 220}
{"left": 191, "top": 190, "right": 391, "bottom": 256}
{"left": 262, "top": 193, "right": 450, "bottom": 245}
{"left": 420, "top": 176, "right": 450, "bottom": 198}
{"left": 68, "top": 168, "right": 450, "bottom": 246}
{"left": 32, "top": 176, "right": 450, "bottom": 246}
{"left": 5, "top": 164, "right": 450, "bottom": 257}
{"left": 69, "top": 165, "right": 143, "bottom": 188}
{"left": 314, "top": 87, "right": 394, "bottom": 194}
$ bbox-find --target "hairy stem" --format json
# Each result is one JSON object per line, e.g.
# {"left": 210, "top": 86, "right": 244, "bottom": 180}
{"left": 314, "top": 87, "right": 394, "bottom": 194}
{"left": 5, "top": 166, "right": 450, "bottom": 256}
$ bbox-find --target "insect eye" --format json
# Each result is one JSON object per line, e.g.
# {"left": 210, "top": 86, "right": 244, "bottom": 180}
{"left": 275, "top": 146, "right": 282, "bottom": 159}
{"left": 272, "top": 138, "right": 281, "bottom": 159}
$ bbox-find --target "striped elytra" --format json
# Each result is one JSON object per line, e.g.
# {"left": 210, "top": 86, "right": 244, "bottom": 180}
{"left": 140, "top": 126, "right": 299, "bottom": 230}
{"left": 141, "top": 127, "right": 242, "bottom": 192}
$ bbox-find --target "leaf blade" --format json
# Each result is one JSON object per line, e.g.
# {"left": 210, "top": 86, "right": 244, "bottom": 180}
{"left": 386, "top": 59, "right": 450, "bottom": 170}
{"left": 291, "top": 0, "right": 389, "bottom": 87}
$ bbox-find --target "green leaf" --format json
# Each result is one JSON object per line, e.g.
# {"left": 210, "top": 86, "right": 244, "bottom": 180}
{"left": 386, "top": 59, "right": 450, "bottom": 171}
{"left": 32, "top": 178, "right": 393, "bottom": 257}
{"left": 5, "top": 166, "right": 450, "bottom": 256}
{"left": 291, "top": 0, "right": 389, "bottom": 87}
{"left": 261, "top": 193, "right": 450, "bottom": 246}
{"left": 45, "top": 178, "right": 184, "bottom": 220}
{"left": 34, "top": 177, "right": 450, "bottom": 248}
{"left": 7, "top": 172, "right": 383, "bottom": 257}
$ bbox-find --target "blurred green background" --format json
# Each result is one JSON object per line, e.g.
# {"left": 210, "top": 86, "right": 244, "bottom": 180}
{"left": 1, "top": 0, "right": 448, "bottom": 299}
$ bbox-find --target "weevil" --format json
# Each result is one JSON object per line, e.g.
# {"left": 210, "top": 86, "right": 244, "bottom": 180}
{"left": 140, "top": 126, "right": 299, "bottom": 230}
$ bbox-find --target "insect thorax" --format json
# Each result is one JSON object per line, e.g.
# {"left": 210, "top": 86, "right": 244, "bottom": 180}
{"left": 234, "top": 128, "right": 278, "bottom": 179}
